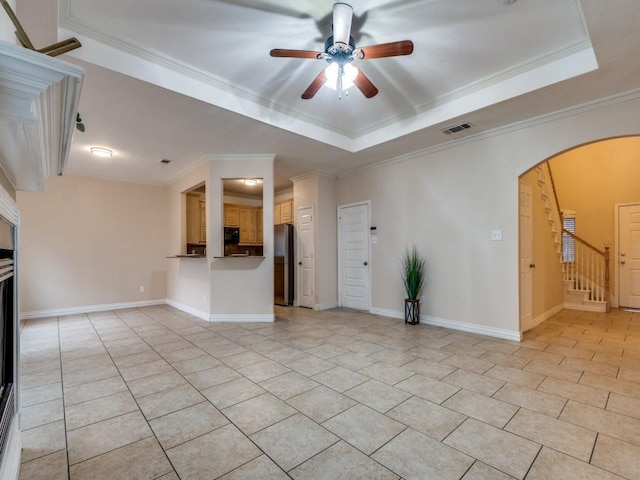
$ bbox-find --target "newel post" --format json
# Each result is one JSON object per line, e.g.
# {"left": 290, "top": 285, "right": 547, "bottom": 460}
{"left": 604, "top": 246, "right": 611, "bottom": 312}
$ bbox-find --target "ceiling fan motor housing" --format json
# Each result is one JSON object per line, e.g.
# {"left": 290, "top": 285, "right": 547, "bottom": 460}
{"left": 325, "top": 35, "right": 356, "bottom": 65}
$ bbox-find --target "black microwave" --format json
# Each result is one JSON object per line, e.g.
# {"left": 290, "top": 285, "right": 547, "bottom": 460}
{"left": 224, "top": 227, "right": 240, "bottom": 245}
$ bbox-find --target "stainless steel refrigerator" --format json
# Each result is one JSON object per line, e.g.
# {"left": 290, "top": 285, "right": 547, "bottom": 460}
{"left": 274, "top": 223, "right": 294, "bottom": 306}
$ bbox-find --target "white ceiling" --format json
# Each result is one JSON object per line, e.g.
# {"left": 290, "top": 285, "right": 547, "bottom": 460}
{"left": 14, "top": 0, "right": 640, "bottom": 190}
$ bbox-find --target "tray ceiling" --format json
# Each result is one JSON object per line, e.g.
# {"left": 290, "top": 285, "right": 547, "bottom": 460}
{"left": 58, "top": 0, "right": 595, "bottom": 152}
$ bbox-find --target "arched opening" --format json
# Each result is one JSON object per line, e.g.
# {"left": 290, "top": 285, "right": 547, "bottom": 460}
{"left": 518, "top": 135, "right": 640, "bottom": 332}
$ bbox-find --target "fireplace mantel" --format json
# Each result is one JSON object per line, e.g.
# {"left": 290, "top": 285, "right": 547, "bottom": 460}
{"left": 0, "top": 40, "right": 84, "bottom": 191}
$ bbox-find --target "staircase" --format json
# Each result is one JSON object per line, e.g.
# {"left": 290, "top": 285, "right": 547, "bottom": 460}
{"left": 534, "top": 163, "right": 610, "bottom": 313}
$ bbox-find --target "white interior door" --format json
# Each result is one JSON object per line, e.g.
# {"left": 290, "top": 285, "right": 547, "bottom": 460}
{"left": 338, "top": 202, "right": 370, "bottom": 311}
{"left": 519, "top": 181, "right": 534, "bottom": 331}
{"left": 296, "top": 206, "right": 314, "bottom": 308}
{"left": 618, "top": 204, "right": 640, "bottom": 308}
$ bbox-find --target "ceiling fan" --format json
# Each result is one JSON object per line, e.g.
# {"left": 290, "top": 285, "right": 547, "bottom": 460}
{"left": 270, "top": 2, "right": 413, "bottom": 100}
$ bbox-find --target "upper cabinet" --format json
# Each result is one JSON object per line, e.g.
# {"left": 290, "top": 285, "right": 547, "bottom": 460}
{"left": 0, "top": 42, "right": 84, "bottom": 191}
{"left": 274, "top": 200, "right": 294, "bottom": 225}
{"left": 186, "top": 192, "right": 206, "bottom": 244}
{"left": 224, "top": 204, "right": 239, "bottom": 227}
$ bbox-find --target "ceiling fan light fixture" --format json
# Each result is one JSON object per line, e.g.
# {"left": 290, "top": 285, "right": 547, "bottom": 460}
{"left": 90, "top": 147, "right": 113, "bottom": 158}
{"left": 324, "top": 63, "right": 358, "bottom": 91}
{"left": 243, "top": 178, "right": 258, "bottom": 186}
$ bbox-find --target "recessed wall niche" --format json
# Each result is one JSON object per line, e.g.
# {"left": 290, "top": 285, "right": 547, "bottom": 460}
{"left": 184, "top": 182, "right": 206, "bottom": 256}
{"left": 222, "top": 178, "right": 264, "bottom": 257}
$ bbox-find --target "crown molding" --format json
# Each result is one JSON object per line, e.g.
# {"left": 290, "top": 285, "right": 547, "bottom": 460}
{"left": 290, "top": 171, "right": 337, "bottom": 183}
{"left": 0, "top": 41, "right": 84, "bottom": 191}
{"left": 339, "top": 87, "right": 640, "bottom": 179}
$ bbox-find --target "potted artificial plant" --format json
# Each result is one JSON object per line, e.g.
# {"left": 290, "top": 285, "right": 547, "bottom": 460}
{"left": 402, "top": 246, "right": 426, "bottom": 325}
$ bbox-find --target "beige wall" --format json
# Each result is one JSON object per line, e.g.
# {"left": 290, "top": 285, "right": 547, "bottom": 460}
{"left": 521, "top": 170, "right": 564, "bottom": 325}
{"left": 166, "top": 162, "right": 211, "bottom": 317}
{"left": 551, "top": 136, "right": 640, "bottom": 250}
{"left": 17, "top": 175, "right": 168, "bottom": 313}
{"left": 316, "top": 175, "right": 338, "bottom": 308}
{"left": 1, "top": 1, "right": 17, "bottom": 44}
{"left": 337, "top": 96, "right": 640, "bottom": 337}
{"left": 209, "top": 155, "right": 274, "bottom": 320}
{"left": 292, "top": 174, "right": 338, "bottom": 309}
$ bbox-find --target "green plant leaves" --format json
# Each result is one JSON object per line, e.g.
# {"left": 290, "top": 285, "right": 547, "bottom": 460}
{"left": 402, "top": 246, "right": 425, "bottom": 300}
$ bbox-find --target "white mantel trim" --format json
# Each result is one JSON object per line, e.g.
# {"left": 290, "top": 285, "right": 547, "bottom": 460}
{"left": 0, "top": 40, "right": 84, "bottom": 191}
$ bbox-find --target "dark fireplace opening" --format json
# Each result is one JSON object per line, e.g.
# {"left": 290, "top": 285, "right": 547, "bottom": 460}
{"left": 0, "top": 220, "right": 15, "bottom": 462}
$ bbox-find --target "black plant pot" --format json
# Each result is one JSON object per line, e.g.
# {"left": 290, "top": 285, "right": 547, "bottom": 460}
{"left": 404, "top": 299, "right": 420, "bottom": 325}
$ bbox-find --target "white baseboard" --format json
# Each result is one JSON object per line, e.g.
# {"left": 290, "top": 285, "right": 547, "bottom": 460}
{"left": 209, "top": 314, "right": 274, "bottom": 323}
{"left": 563, "top": 302, "right": 607, "bottom": 313}
{"left": 423, "top": 314, "right": 522, "bottom": 342}
{"left": 370, "top": 307, "right": 522, "bottom": 341}
{"left": 165, "top": 299, "right": 210, "bottom": 321}
{"left": 530, "top": 304, "right": 564, "bottom": 329}
{"left": 20, "top": 299, "right": 167, "bottom": 320}
{"left": 0, "top": 417, "right": 21, "bottom": 480}
{"left": 314, "top": 301, "right": 338, "bottom": 311}
{"left": 370, "top": 307, "right": 403, "bottom": 319}
{"left": 21, "top": 298, "right": 276, "bottom": 324}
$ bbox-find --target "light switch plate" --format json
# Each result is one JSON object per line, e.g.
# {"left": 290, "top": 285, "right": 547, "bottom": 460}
{"left": 371, "top": 236, "right": 378, "bottom": 245}
{"left": 491, "top": 229, "right": 502, "bottom": 241}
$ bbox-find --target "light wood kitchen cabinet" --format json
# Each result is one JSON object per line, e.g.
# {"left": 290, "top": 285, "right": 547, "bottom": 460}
{"left": 224, "top": 204, "right": 239, "bottom": 227}
{"left": 186, "top": 193, "right": 206, "bottom": 244}
{"left": 274, "top": 199, "right": 293, "bottom": 225}
{"left": 257, "top": 207, "right": 263, "bottom": 244}
{"left": 239, "top": 207, "right": 255, "bottom": 244}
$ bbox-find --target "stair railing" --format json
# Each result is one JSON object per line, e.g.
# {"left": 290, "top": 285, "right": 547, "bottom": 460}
{"left": 562, "top": 229, "right": 610, "bottom": 311}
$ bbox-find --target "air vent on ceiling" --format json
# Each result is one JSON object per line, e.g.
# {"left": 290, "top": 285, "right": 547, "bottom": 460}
{"left": 159, "top": 159, "right": 171, "bottom": 164}
{"left": 441, "top": 122, "right": 473, "bottom": 135}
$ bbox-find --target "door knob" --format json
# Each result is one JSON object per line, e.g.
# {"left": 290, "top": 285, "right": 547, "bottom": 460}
{"left": 529, "top": 263, "right": 536, "bottom": 268}
{"left": 298, "top": 261, "right": 302, "bottom": 265}
{"left": 621, "top": 253, "right": 626, "bottom": 257}
{"left": 621, "top": 261, "right": 626, "bottom": 265}
{"left": 364, "top": 261, "right": 368, "bottom": 266}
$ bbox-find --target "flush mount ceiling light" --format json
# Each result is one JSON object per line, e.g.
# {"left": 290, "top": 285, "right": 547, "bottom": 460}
{"left": 90, "top": 147, "right": 112, "bottom": 158}
{"left": 243, "top": 179, "right": 258, "bottom": 186}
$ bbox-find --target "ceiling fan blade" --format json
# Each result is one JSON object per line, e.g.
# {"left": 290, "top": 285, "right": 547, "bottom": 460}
{"left": 332, "top": 2, "right": 353, "bottom": 46}
{"left": 353, "top": 69, "right": 378, "bottom": 98}
{"left": 302, "top": 70, "right": 327, "bottom": 99}
{"left": 358, "top": 40, "right": 414, "bottom": 59}
{"left": 270, "top": 49, "right": 323, "bottom": 59}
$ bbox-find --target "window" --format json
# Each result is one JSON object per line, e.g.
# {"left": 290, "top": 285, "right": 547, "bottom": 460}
{"left": 562, "top": 213, "right": 576, "bottom": 262}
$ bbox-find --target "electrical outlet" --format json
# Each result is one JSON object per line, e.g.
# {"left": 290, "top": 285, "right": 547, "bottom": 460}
{"left": 491, "top": 229, "right": 503, "bottom": 241}
{"left": 421, "top": 296, "right": 424, "bottom": 304}
{"left": 139, "top": 286, "right": 144, "bottom": 293}
{"left": 203, "top": 294, "right": 207, "bottom": 302}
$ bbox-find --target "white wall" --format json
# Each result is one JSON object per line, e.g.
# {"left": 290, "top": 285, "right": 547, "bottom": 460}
{"left": 338, "top": 94, "right": 640, "bottom": 338}
{"left": 1, "top": 1, "right": 17, "bottom": 44}
{"left": 208, "top": 155, "right": 275, "bottom": 321}
{"left": 17, "top": 175, "right": 168, "bottom": 314}
{"left": 166, "top": 162, "right": 211, "bottom": 318}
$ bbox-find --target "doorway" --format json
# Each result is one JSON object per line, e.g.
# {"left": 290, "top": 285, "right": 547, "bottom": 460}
{"left": 338, "top": 202, "right": 371, "bottom": 311}
{"left": 519, "top": 181, "right": 534, "bottom": 330}
{"left": 617, "top": 203, "right": 640, "bottom": 309}
{"left": 296, "top": 205, "right": 314, "bottom": 308}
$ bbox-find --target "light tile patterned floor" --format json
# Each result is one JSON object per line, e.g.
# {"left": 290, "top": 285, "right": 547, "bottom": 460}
{"left": 17, "top": 306, "right": 640, "bottom": 479}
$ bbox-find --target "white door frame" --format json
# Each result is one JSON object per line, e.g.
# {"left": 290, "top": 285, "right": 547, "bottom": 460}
{"left": 296, "top": 205, "right": 315, "bottom": 308}
{"left": 337, "top": 201, "right": 371, "bottom": 311}
{"left": 614, "top": 202, "right": 640, "bottom": 309}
